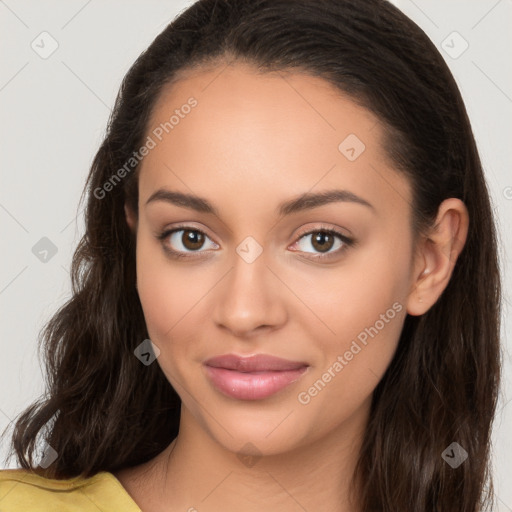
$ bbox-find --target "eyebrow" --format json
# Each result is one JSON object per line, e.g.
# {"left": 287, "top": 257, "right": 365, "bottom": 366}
{"left": 145, "top": 188, "right": 375, "bottom": 216}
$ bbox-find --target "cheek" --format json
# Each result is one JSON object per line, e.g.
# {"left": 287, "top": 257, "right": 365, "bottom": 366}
{"left": 135, "top": 232, "right": 229, "bottom": 388}
{"left": 293, "top": 232, "right": 410, "bottom": 411}
{"left": 294, "top": 300, "right": 406, "bottom": 438}
{"left": 135, "top": 235, "right": 202, "bottom": 346}
{"left": 136, "top": 251, "right": 203, "bottom": 391}
{"left": 301, "top": 230, "right": 411, "bottom": 346}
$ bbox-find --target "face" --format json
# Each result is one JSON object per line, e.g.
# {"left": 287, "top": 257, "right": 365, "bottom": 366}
{"left": 126, "top": 62, "right": 416, "bottom": 456}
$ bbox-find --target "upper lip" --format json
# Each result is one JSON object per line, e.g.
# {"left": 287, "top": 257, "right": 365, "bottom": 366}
{"left": 204, "top": 354, "right": 309, "bottom": 372}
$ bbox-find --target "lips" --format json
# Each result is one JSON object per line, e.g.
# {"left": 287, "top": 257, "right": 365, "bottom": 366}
{"left": 203, "top": 353, "right": 309, "bottom": 400}
{"left": 204, "top": 353, "right": 308, "bottom": 372}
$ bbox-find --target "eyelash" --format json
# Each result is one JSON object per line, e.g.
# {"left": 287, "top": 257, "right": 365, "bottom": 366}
{"left": 156, "top": 223, "right": 355, "bottom": 261}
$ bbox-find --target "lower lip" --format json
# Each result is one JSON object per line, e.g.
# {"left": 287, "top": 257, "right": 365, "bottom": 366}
{"left": 203, "top": 365, "right": 308, "bottom": 400}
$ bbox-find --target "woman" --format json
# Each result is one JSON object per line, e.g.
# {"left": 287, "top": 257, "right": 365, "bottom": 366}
{"left": 0, "top": 0, "right": 502, "bottom": 510}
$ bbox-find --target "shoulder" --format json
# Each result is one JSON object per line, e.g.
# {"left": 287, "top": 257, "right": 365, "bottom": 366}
{"left": 0, "top": 468, "right": 141, "bottom": 512}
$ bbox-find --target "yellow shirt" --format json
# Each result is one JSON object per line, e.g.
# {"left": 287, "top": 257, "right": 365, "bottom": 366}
{"left": 0, "top": 468, "right": 142, "bottom": 511}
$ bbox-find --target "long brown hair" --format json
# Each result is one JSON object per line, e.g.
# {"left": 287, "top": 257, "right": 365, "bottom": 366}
{"left": 2, "top": 1, "right": 501, "bottom": 510}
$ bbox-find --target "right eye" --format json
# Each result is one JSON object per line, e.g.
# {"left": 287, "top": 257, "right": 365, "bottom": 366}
{"left": 157, "top": 226, "right": 219, "bottom": 259}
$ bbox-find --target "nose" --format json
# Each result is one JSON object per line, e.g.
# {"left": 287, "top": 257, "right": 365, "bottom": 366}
{"left": 212, "top": 246, "right": 288, "bottom": 339}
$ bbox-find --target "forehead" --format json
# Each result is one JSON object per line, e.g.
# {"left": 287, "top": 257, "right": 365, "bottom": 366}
{"left": 137, "top": 63, "right": 412, "bottom": 222}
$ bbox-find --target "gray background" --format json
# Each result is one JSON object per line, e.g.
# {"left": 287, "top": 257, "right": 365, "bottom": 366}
{"left": 1, "top": 0, "right": 511, "bottom": 508}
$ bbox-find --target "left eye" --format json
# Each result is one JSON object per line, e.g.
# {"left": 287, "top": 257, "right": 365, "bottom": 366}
{"left": 158, "top": 228, "right": 218, "bottom": 256}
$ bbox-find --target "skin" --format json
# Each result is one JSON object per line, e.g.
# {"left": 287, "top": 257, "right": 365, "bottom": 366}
{"left": 116, "top": 61, "right": 469, "bottom": 512}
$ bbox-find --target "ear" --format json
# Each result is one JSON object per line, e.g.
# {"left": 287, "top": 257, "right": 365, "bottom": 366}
{"left": 124, "top": 202, "right": 138, "bottom": 232}
{"left": 406, "top": 198, "right": 469, "bottom": 316}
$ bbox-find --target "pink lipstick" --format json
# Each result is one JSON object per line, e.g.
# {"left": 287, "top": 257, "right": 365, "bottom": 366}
{"left": 203, "top": 353, "right": 309, "bottom": 400}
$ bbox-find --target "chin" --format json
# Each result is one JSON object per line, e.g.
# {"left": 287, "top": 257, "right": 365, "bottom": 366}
{"left": 196, "top": 405, "right": 312, "bottom": 457}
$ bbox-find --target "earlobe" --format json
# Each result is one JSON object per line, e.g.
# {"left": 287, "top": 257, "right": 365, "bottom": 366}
{"left": 406, "top": 198, "right": 469, "bottom": 316}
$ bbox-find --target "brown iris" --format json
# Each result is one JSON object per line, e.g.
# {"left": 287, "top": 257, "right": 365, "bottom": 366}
{"left": 310, "top": 231, "right": 335, "bottom": 253}
{"left": 181, "top": 230, "right": 205, "bottom": 251}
